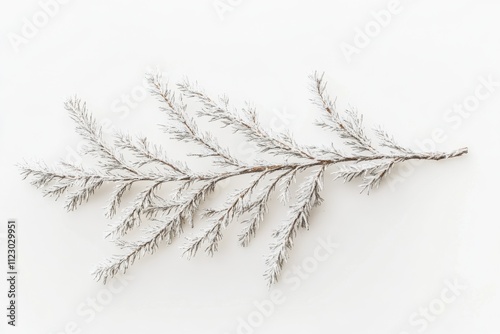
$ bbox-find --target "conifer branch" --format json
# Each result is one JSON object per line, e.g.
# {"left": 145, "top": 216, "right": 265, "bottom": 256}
{"left": 21, "top": 72, "right": 468, "bottom": 286}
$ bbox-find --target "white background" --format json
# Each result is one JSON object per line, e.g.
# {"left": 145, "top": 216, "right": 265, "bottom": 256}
{"left": 1, "top": 0, "right": 500, "bottom": 333}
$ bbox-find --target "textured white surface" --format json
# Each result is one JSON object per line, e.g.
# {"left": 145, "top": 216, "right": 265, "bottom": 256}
{"left": 1, "top": 0, "right": 499, "bottom": 333}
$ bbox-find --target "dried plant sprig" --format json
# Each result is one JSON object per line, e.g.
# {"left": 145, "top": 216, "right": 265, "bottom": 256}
{"left": 20, "top": 72, "right": 468, "bottom": 286}
{"left": 178, "top": 80, "right": 316, "bottom": 161}
{"left": 147, "top": 73, "right": 241, "bottom": 168}
{"left": 265, "top": 166, "right": 326, "bottom": 284}
{"left": 311, "top": 72, "right": 377, "bottom": 154}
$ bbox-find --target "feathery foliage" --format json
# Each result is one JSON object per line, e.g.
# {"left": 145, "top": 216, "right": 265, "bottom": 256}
{"left": 20, "top": 72, "right": 468, "bottom": 285}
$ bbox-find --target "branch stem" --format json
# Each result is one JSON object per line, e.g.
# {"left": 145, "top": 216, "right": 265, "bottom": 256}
{"left": 201, "top": 146, "right": 469, "bottom": 180}
{"left": 28, "top": 147, "right": 467, "bottom": 186}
